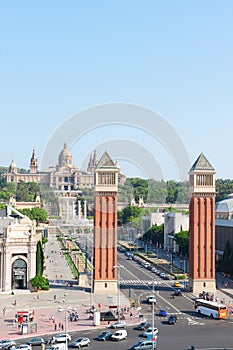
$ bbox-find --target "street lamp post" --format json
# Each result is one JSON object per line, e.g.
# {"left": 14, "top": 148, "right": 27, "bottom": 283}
{"left": 180, "top": 259, "right": 186, "bottom": 288}
{"left": 168, "top": 253, "right": 173, "bottom": 274}
{"left": 90, "top": 258, "right": 94, "bottom": 307}
{"left": 152, "top": 281, "right": 156, "bottom": 349}
{"left": 65, "top": 309, "right": 68, "bottom": 350}
{"left": 113, "top": 265, "right": 124, "bottom": 319}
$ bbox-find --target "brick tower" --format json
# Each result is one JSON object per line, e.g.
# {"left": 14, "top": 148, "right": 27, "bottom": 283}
{"left": 189, "top": 153, "right": 216, "bottom": 295}
{"left": 93, "top": 151, "right": 120, "bottom": 293}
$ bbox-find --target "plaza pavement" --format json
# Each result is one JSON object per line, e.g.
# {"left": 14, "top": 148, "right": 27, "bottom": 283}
{"left": 0, "top": 234, "right": 233, "bottom": 340}
{"left": 0, "top": 234, "right": 133, "bottom": 340}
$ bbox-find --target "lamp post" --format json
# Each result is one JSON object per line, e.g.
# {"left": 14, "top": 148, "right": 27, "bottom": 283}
{"left": 91, "top": 258, "right": 94, "bottom": 307}
{"left": 113, "top": 265, "right": 124, "bottom": 319}
{"left": 180, "top": 259, "right": 186, "bottom": 288}
{"left": 65, "top": 309, "right": 68, "bottom": 350}
{"left": 152, "top": 280, "right": 156, "bottom": 349}
{"left": 168, "top": 253, "right": 173, "bottom": 273}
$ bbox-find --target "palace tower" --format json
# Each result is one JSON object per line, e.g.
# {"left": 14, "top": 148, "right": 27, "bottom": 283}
{"left": 189, "top": 153, "right": 216, "bottom": 295}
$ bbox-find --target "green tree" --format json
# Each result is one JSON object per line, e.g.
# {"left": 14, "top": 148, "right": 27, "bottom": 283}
{"left": 16, "top": 181, "right": 40, "bottom": 201}
{"left": 174, "top": 230, "right": 189, "bottom": 256}
{"left": 142, "top": 224, "right": 164, "bottom": 245}
{"left": 166, "top": 180, "right": 178, "bottom": 203}
{"left": 118, "top": 180, "right": 134, "bottom": 203}
{"left": 19, "top": 207, "right": 48, "bottom": 224}
{"left": 127, "top": 178, "right": 149, "bottom": 202}
{"left": 36, "top": 240, "right": 44, "bottom": 276}
{"left": 147, "top": 179, "right": 167, "bottom": 203}
{"left": 30, "top": 275, "right": 49, "bottom": 290}
{"left": 216, "top": 179, "right": 233, "bottom": 202}
{"left": 118, "top": 205, "right": 144, "bottom": 225}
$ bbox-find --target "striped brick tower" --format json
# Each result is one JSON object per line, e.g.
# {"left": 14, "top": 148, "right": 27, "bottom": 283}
{"left": 188, "top": 153, "right": 216, "bottom": 295}
{"left": 93, "top": 151, "right": 120, "bottom": 293}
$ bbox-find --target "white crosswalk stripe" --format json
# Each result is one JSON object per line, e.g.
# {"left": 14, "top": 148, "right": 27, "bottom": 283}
{"left": 120, "top": 279, "right": 161, "bottom": 285}
{"left": 187, "top": 317, "right": 205, "bottom": 325}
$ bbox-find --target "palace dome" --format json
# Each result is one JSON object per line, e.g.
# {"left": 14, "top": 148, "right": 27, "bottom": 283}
{"left": 58, "top": 142, "right": 73, "bottom": 167}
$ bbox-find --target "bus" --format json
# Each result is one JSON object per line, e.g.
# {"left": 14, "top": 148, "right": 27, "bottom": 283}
{"left": 194, "top": 298, "right": 228, "bottom": 319}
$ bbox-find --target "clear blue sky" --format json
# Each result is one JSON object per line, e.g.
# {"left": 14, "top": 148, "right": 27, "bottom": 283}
{"left": 1, "top": 1, "right": 233, "bottom": 180}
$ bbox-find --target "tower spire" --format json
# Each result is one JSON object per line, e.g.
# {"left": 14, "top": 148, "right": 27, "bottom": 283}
{"left": 30, "top": 149, "right": 38, "bottom": 174}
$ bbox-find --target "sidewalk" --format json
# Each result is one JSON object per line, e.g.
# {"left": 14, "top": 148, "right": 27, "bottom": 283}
{"left": 0, "top": 234, "right": 132, "bottom": 340}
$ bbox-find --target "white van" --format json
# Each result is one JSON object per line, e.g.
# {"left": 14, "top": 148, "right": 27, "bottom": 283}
{"left": 111, "top": 329, "right": 127, "bottom": 341}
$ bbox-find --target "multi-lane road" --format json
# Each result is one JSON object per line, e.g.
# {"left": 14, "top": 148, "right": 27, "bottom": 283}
{"left": 117, "top": 252, "right": 193, "bottom": 317}
{"left": 70, "top": 235, "right": 233, "bottom": 349}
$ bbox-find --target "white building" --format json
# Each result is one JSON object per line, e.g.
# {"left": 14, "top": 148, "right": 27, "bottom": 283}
{"left": 0, "top": 206, "right": 43, "bottom": 292}
{"left": 164, "top": 212, "right": 189, "bottom": 251}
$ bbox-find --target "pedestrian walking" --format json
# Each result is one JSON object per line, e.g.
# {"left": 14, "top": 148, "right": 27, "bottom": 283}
{"left": 54, "top": 294, "right": 57, "bottom": 302}
{"left": 130, "top": 312, "right": 133, "bottom": 319}
{"left": 61, "top": 323, "right": 64, "bottom": 331}
{"left": 3, "top": 307, "right": 6, "bottom": 317}
{"left": 54, "top": 323, "right": 57, "bottom": 331}
{"left": 58, "top": 322, "right": 61, "bottom": 330}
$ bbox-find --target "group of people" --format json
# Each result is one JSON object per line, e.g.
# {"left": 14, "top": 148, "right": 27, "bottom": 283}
{"left": 54, "top": 322, "right": 64, "bottom": 331}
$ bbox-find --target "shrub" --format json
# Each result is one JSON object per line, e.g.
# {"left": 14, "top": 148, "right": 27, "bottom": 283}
{"left": 175, "top": 274, "right": 186, "bottom": 280}
{"left": 30, "top": 275, "right": 50, "bottom": 290}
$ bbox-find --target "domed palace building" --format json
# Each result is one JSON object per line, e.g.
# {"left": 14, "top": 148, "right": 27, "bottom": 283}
{"left": 4, "top": 143, "right": 125, "bottom": 220}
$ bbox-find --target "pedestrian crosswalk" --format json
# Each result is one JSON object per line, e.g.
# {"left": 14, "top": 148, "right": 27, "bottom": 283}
{"left": 187, "top": 317, "right": 205, "bottom": 325}
{"left": 120, "top": 279, "right": 161, "bottom": 285}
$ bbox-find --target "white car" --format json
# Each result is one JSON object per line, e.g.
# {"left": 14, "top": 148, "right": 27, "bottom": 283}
{"left": 52, "top": 334, "right": 71, "bottom": 343}
{"left": 47, "top": 345, "right": 67, "bottom": 350}
{"left": 146, "top": 295, "right": 157, "bottom": 304}
{"left": 69, "top": 338, "right": 90, "bottom": 348}
{"left": 111, "top": 321, "right": 127, "bottom": 329}
{"left": 15, "top": 345, "right": 32, "bottom": 350}
{"left": 0, "top": 340, "right": 16, "bottom": 349}
{"left": 143, "top": 327, "right": 159, "bottom": 337}
{"left": 111, "top": 330, "right": 127, "bottom": 341}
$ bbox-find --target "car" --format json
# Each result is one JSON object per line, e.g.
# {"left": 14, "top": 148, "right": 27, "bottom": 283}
{"left": 46, "top": 345, "right": 67, "bottom": 350}
{"left": 174, "top": 289, "right": 182, "bottom": 296}
{"left": 100, "top": 311, "right": 119, "bottom": 321}
{"left": 111, "top": 321, "right": 127, "bottom": 329}
{"left": 135, "top": 321, "right": 150, "bottom": 330}
{"left": 52, "top": 334, "right": 71, "bottom": 343}
{"left": 173, "top": 281, "right": 182, "bottom": 288}
{"left": 163, "top": 274, "right": 170, "bottom": 280}
{"left": 111, "top": 329, "right": 127, "bottom": 341}
{"left": 130, "top": 340, "right": 154, "bottom": 349}
{"left": 0, "top": 340, "right": 16, "bottom": 349}
{"left": 167, "top": 315, "right": 177, "bottom": 324}
{"left": 15, "top": 345, "right": 32, "bottom": 350}
{"left": 160, "top": 272, "right": 166, "bottom": 279}
{"left": 146, "top": 295, "right": 157, "bottom": 304}
{"left": 97, "top": 331, "right": 112, "bottom": 341}
{"left": 27, "top": 338, "right": 45, "bottom": 346}
{"left": 158, "top": 309, "right": 167, "bottom": 317}
{"left": 69, "top": 338, "right": 90, "bottom": 348}
{"left": 142, "top": 327, "right": 158, "bottom": 338}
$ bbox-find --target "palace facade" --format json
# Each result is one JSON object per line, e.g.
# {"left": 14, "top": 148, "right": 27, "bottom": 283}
{"left": 4, "top": 144, "right": 125, "bottom": 192}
